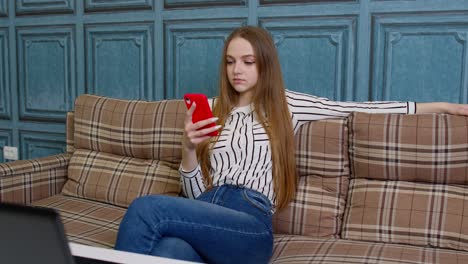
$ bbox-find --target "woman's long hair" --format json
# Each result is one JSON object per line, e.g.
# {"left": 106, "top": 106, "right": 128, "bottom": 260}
{"left": 197, "top": 26, "right": 296, "bottom": 210}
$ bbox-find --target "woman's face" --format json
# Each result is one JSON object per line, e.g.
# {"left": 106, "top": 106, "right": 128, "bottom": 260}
{"left": 226, "top": 37, "right": 259, "bottom": 106}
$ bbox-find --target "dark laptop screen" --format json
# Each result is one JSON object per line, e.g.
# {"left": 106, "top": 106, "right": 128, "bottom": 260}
{"left": 0, "top": 202, "right": 75, "bottom": 264}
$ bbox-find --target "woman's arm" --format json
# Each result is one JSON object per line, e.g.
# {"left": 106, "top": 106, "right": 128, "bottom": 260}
{"left": 416, "top": 102, "right": 468, "bottom": 115}
{"left": 180, "top": 102, "right": 220, "bottom": 199}
{"left": 286, "top": 90, "right": 416, "bottom": 131}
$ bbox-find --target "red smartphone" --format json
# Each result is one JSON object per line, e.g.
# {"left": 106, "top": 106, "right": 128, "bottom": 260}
{"left": 183, "top": 93, "right": 218, "bottom": 137}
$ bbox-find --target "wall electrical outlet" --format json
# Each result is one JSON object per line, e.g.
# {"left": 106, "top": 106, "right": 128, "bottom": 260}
{"left": 4, "top": 146, "right": 19, "bottom": 160}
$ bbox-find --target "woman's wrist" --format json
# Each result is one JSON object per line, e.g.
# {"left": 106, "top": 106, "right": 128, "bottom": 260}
{"left": 181, "top": 144, "right": 198, "bottom": 172}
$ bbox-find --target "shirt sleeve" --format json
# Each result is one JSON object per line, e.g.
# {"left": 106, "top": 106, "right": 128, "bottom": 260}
{"left": 286, "top": 89, "right": 416, "bottom": 131}
{"left": 179, "top": 164, "right": 206, "bottom": 199}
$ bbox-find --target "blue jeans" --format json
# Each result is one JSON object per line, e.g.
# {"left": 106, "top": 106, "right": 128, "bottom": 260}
{"left": 114, "top": 185, "right": 274, "bottom": 264}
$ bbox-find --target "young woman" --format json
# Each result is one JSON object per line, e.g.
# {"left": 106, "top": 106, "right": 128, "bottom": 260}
{"left": 114, "top": 26, "right": 468, "bottom": 264}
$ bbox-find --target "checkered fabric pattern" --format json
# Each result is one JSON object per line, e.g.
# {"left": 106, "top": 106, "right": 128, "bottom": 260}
{"left": 271, "top": 234, "right": 468, "bottom": 263}
{"left": 344, "top": 112, "right": 468, "bottom": 251}
{"left": 62, "top": 94, "right": 186, "bottom": 207}
{"left": 73, "top": 94, "right": 186, "bottom": 160}
{"left": 62, "top": 149, "right": 181, "bottom": 207}
{"left": 33, "top": 194, "right": 125, "bottom": 248}
{"left": 0, "top": 154, "right": 69, "bottom": 204}
{"left": 343, "top": 178, "right": 468, "bottom": 251}
{"left": 273, "top": 118, "right": 349, "bottom": 238}
{"left": 348, "top": 112, "right": 468, "bottom": 183}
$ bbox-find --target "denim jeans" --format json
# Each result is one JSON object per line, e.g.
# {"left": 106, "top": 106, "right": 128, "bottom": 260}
{"left": 114, "top": 185, "right": 274, "bottom": 264}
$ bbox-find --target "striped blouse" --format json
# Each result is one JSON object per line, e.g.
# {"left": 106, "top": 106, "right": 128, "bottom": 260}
{"left": 179, "top": 90, "right": 416, "bottom": 208}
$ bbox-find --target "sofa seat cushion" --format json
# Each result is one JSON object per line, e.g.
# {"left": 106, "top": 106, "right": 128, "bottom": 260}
{"left": 32, "top": 194, "right": 125, "bottom": 248}
{"left": 342, "top": 178, "right": 468, "bottom": 251}
{"left": 271, "top": 235, "right": 468, "bottom": 263}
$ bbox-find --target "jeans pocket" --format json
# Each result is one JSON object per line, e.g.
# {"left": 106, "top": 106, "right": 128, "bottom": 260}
{"left": 242, "top": 189, "right": 273, "bottom": 216}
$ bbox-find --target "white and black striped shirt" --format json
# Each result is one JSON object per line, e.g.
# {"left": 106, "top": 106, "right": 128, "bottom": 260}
{"left": 180, "top": 90, "right": 416, "bottom": 207}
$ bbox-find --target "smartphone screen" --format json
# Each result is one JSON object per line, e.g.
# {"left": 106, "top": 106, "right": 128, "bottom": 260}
{"left": 183, "top": 93, "right": 218, "bottom": 137}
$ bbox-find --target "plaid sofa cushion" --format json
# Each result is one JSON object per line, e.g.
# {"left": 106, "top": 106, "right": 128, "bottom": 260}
{"left": 273, "top": 118, "right": 349, "bottom": 238}
{"left": 344, "top": 112, "right": 468, "bottom": 251}
{"left": 62, "top": 149, "right": 181, "bottom": 207}
{"left": 342, "top": 178, "right": 468, "bottom": 251}
{"left": 63, "top": 94, "right": 186, "bottom": 206}
{"left": 33, "top": 194, "right": 125, "bottom": 248}
{"left": 73, "top": 94, "right": 186, "bottom": 161}
{"left": 272, "top": 235, "right": 468, "bottom": 263}
{"left": 349, "top": 112, "right": 468, "bottom": 183}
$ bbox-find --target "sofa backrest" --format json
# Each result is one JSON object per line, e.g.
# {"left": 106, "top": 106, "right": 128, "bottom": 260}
{"left": 342, "top": 112, "right": 468, "bottom": 251}
{"left": 273, "top": 117, "right": 350, "bottom": 238}
{"left": 62, "top": 94, "right": 185, "bottom": 207}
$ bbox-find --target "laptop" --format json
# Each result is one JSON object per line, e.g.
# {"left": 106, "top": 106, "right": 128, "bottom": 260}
{"left": 0, "top": 202, "right": 115, "bottom": 264}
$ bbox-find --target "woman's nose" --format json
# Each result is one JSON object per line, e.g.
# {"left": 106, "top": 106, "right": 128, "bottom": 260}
{"left": 233, "top": 62, "right": 242, "bottom": 73}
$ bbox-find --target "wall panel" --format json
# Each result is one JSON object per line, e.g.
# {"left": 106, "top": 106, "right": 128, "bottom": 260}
{"left": 261, "top": 17, "right": 356, "bottom": 100}
{"left": 17, "top": 26, "right": 75, "bottom": 121}
{"left": 84, "top": 0, "right": 153, "bottom": 12}
{"left": 260, "top": 0, "right": 355, "bottom": 4}
{"left": 372, "top": 14, "right": 468, "bottom": 102}
{"left": 16, "top": 0, "right": 75, "bottom": 15}
{"left": 0, "top": 1, "right": 8, "bottom": 17}
{"left": 85, "top": 23, "right": 153, "bottom": 100}
{"left": 0, "top": 28, "right": 9, "bottom": 119}
{"left": 20, "top": 131, "right": 66, "bottom": 160}
{"left": 164, "top": 0, "right": 245, "bottom": 8}
{"left": 0, "top": 129, "right": 12, "bottom": 162}
{"left": 165, "top": 19, "right": 246, "bottom": 98}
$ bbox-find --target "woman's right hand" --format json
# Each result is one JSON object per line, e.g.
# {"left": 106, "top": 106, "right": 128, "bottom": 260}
{"left": 183, "top": 102, "right": 220, "bottom": 151}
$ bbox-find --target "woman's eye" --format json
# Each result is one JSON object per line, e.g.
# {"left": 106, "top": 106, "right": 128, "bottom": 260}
{"left": 226, "top": 60, "right": 234, "bottom": 65}
{"left": 245, "top": 61, "right": 255, "bottom": 65}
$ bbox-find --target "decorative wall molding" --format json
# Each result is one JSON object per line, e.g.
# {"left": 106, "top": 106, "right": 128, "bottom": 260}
{"left": 20, "top": 131, "right": 66, "bottom": 160}
{"left": 0, "top": 129, "right": 12, "bottom": 162}
{"left": 164, "top": 0, "right": 245, "bottom": 8}
{"left": 261, "top": 17, "right": 356, "bottom": 100}
{"left": 16, "top": 0, "right": 74, "bottom": 15}
{"left": 165, "top": 19, "right": 246, "bottom": 98}
{"left": 86, "top": 23, "right": 153, "bottom": 100}
{"left": 84, "top": 0, "right": 153, "bottom": 12}
{"left": 17, "top": 26, "right": 76, "bottom": 121}
{"left": 372, "top": 14, "right": 468, "bottom": 103}
{"left": 0, "top": 28, "right": 9, "bottom": 120}
{"left": 0, "top": 1, "right": 8, "bottom": 17}
{"left": 260, "top": 0, "right": 356, "bottom": 5}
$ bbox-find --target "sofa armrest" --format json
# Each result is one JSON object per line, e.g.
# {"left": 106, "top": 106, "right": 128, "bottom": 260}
{"left": 0, "top": 153, "right": 70, "bottom": 205}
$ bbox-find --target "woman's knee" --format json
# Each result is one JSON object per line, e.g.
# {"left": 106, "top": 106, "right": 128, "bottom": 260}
{"left": 124, "top": 195, "right": 183, "bottom": 223}
{"left": 127, "top": 195, "right": 153, "bottom": 212}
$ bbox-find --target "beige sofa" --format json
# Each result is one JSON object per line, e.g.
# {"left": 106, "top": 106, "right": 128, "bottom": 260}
{"left": 2, "top": 94, "right": 468, "bottom": 263}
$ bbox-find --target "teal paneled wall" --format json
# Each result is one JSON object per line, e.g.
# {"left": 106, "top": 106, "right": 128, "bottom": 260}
{"left": 86, "top": 23, "right": 153, "bottom": 99}
{"left": 371, "top": 14, "right": 468, "bottom": 102}
{"left": 165, "top": 20, "right": 246, "bottom": 97}
{"left": 17, "top": 26, "right": 75, "bottom": 121}
{"left": 262, "top": 17, "right": 355, "bottom": 99}
{"left": 1, "top": 0, "right": 468, "bottom": 162}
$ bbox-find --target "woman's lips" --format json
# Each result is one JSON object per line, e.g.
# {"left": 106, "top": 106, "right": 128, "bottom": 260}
{"left": 233, "top": 78, "right": 245, "bottom": 84}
